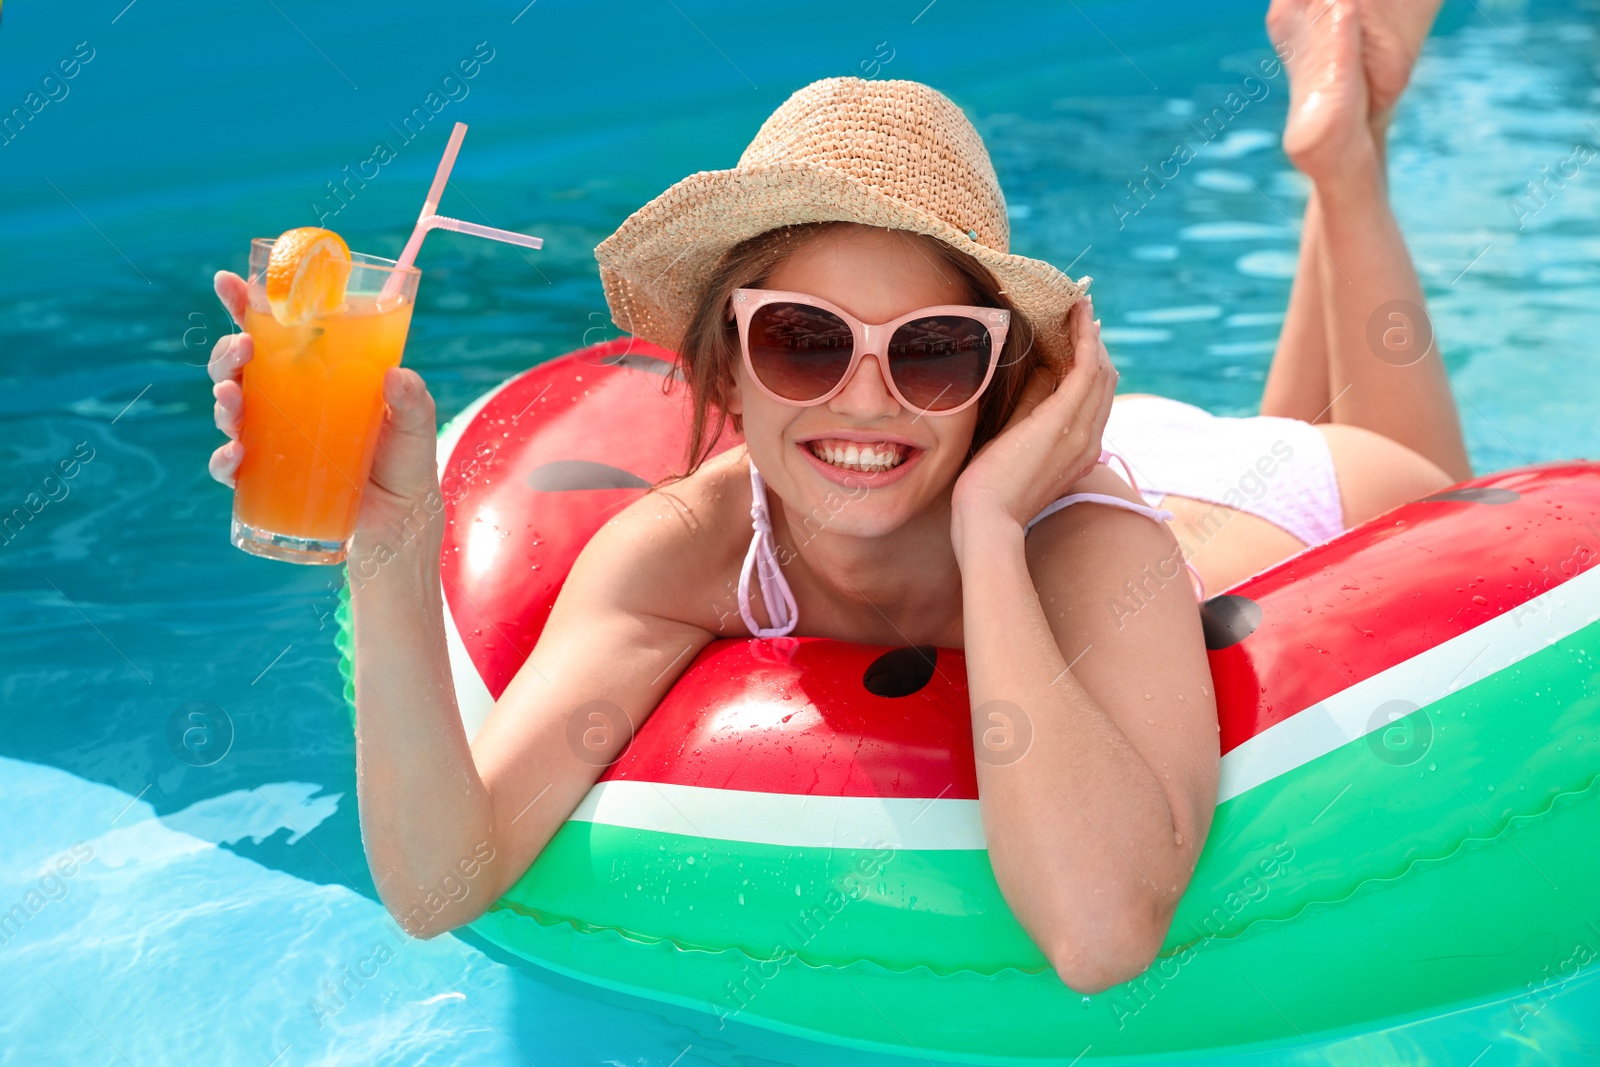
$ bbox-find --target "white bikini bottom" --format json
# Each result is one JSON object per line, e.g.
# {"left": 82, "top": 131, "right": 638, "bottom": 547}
{"left": 1103, "top": 395, "right": 1346, "bottom": 548}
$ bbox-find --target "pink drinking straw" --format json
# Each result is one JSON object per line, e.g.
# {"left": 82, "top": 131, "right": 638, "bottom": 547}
{"left": 379, "top": 122, "right": 544, "bottom": 301}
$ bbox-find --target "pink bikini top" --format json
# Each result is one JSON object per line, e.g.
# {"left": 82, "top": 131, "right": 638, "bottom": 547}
{"left": 738, "top": 447, "right": 1208, "bottom": 638}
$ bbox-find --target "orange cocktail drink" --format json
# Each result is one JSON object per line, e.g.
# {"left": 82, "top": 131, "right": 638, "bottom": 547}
{"left": 232, "top": 236, "right": 421, "bottom": 564}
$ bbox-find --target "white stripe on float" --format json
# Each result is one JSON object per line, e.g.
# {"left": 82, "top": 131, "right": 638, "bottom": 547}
{"left": 445, "top": 598, "right": 497, "bottom": 743}
{"left": 571, "top": 779, "right": 987, "bottom": 851}
{"left": 1217, "top": 561, "right": 1600, "bottom": 803}
{"left": 565, "top": 565, "right": 1600, "bottom": 849}
{"left": 438, "top": 375, "right": 518, "bottom": 743}
{"left": 435, "top": 379, "right": 513, "bottom": 470}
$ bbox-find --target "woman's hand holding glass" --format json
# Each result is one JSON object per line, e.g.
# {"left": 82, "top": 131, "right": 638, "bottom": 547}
{"left": 205, "top": 269, "right": 446, "bottom": 557}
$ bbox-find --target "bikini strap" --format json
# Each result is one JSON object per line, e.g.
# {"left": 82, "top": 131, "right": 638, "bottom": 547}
{"left": 741, "top": 449, "right": 1204, "bottom": 637}
{"left": 1025, "top": 492, "right": 1175, "bottom": 529}
{"left": 1026, "top": 446, "right": 1208, "bottom": 602}
{"left": 1100, "top": 446, "right": 1144, "bottom": 495}
{"left": 740, "top": 463, "right": 799, "bottom": 638}
{"left": 1026, "top": 447, "right": 1174, "bottom": 529}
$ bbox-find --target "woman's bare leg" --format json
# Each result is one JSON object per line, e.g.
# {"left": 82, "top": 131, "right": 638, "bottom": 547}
{"left": 1262, "top": 0, "right": 1469, "bottom": 481}
{"left": 1259, "top": 190, "right": 1332, "bottom": 424}
{"left": 1258, "top": 122, "right": 1393, "bottom": 425}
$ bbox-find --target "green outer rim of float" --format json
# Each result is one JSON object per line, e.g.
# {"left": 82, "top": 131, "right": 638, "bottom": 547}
{"left": 459, "top": 619, "right": 1600, "bottom": 1061}
{"left": 472, "top": 783, "right": 1600, "bottom": 1064}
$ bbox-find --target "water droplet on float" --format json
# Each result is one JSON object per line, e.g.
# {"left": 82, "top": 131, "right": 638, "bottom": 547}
{"left": 1081, "top": 996, "right": 1092, "bottom": 1009}
{"left": 1428, "top": 762, "right": 1437, "bottom": 771}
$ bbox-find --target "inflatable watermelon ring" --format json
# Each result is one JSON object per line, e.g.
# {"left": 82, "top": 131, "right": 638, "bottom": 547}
{"left": 335, "top": 340, "right": 1600, "bottom": 1063}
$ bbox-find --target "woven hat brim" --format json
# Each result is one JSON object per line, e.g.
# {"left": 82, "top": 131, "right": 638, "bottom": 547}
{"left": 594, "top": 160, "right": 1089, "bottom": 369}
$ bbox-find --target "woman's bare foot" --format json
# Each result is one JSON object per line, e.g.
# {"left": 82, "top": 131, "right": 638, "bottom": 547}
{"left": 1355, "top": 0, "right": 1445, "bottom": 123}
{"left": 1267, "top": 0, "right": 1375, "bottom": 185}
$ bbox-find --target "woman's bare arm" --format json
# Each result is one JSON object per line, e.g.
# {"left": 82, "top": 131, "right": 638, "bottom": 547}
{"left": 354, "top": 484, "right": 717, "bottom": 938}
{"left": 206, "top": 270, "right": 719, "bottom": 938}
{"left": 958, "top": 465, "right": 1219, "bottom": 993}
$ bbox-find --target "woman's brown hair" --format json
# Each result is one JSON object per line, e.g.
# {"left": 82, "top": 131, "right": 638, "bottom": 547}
{"left": 666, "top": 221, "right": 1056, "bottom": 480}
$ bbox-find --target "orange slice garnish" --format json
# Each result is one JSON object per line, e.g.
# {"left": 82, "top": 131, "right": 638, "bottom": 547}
{"left": 265, "top": 227, "right": 352, "bottom": 326}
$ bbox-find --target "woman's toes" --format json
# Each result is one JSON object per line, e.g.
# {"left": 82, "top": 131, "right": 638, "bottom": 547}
{"left": 1354, "top": 0, "right": 1444, "bottom": 118}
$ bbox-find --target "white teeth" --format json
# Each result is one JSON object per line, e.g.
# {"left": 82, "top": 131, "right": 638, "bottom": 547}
{"left": 807, "top": 441, "right": 908, "bottom": 473}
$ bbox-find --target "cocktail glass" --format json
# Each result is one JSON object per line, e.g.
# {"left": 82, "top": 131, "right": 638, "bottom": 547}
{"left": 231, "top": 241, "right": 421, "bottom": 565}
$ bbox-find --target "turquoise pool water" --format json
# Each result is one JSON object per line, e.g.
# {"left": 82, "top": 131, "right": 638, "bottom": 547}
{"left": 3, "top": 0, "right": 1599, "bottom": 1062}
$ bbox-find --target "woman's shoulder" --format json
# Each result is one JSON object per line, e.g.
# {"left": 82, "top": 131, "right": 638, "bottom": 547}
{"left": 1026, "top": 462, "right": 1158, "bottom": 537}
{"left": 564, "top": 446, "right": 753, "bottom": 631}
{"left": 1023, "top": 462, "right": 1181, "bottom": 594}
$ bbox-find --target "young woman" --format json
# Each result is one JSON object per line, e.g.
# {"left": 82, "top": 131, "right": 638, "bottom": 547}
{"left": 206, "top": 0, "right": 1463, "bottom": 993}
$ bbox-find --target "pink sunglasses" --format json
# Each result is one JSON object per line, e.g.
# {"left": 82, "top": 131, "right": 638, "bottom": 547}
{"left": 729, "top": 288, "right": 1011, "bottom": 417}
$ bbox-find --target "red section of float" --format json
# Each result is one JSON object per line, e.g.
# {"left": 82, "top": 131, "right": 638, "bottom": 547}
{"left": 1208, "top": 462, "right": 1600, "bottom": 753}
{"left": 439, "top": 339, "right": 737, "bottom": 699}
{"left": 439, "top": 345, "right": 1600, "bottom": 793}
{"left": 598, "top": 638, "right": 982, "bottom": 799}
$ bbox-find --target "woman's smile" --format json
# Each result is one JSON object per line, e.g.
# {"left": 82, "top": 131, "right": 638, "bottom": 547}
{"left": 795, "top": 433, "right": 926, "bottom": 487}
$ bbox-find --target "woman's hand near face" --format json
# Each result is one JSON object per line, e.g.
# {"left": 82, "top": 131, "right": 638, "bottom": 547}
{"left": 949, "top": 296, "right": 1116, "bottom": 556}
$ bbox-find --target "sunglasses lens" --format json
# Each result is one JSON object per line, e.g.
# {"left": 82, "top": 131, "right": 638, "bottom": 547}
{"left": 887, "top": 316, "right": 993, "bottom": 411}
{"left": 746, "top": 302, "right": 856, "bottom": 402}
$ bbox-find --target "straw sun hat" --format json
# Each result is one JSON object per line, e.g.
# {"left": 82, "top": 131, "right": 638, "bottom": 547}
{"left": 594, "top": 76, "right": 1089, "bottom": 369}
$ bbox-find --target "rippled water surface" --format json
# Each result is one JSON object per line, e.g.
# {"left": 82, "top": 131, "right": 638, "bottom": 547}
{"left": 2, "top": 0, "right": 1599, "bottom": 1063}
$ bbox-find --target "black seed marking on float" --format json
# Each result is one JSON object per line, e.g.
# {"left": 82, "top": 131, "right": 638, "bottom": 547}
{"left": 1200, "top": 595, "right": 1263, "bottom": 651}
{"left": 1418, "top": 487, "right": 1521, "bottom": 505}
{"left": 527, "top": 460, "right": 651, "bottom": 492}
{"left": 863, "top": 645, "right": 939, "bottom": 697}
